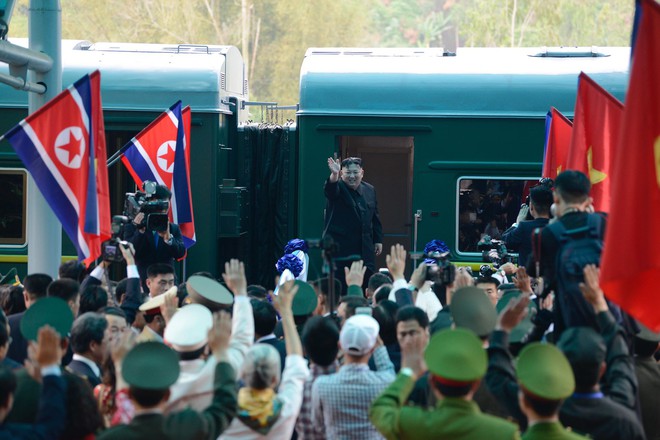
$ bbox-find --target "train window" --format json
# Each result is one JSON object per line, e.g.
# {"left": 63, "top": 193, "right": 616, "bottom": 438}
{"left": 457, "top": 177, "right": 538, "bottom": 254}
{"left": 0, "top": 169, "right": 27, "bottom": 246}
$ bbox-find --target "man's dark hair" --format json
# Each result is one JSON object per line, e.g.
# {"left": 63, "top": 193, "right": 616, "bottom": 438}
{"left": 530, "top": 185, "right": 554, "bottom": 215}
{"left": 373, "top": 300, "right": 399, "bottom": 346}
{"left": 70, "top": 312, "right": 108, "bottom": 354}
{"left": 62, "top": 374, "right": 104, "bottom": 438}
{"left": 368, "top": 273, "right": 392, "bottom": 293}
{"left": 79, "top": 285, "right": 108, "bottom": 314}
{"left": 115, "top": 278, "right": 129, "bottom": 305}
{"left": 302, "top": 316, "right": 340, "bottom": 367}
{"left": 555, "top": 170, "right": 591, "bottom": 204}
{"left": 374, "top": 285, "right": 392, "bottom": 304}
{"left": 58, "top": 260, "right": 87, "bottom": 283}
{"left": 48, "top": 278, "right": 80, "bottom": 303}
{"left": 247, "top": 285, "right": 268, "bottom": 300}
{"left": 522, "top": 393, "right": 562, "bottom": 417}
{"left": 0, "top": 285, "right": 25, "bottom": 316}
{"left": 129, "top": 387, "right": 169, "bottom": 408}
{"left": 634, "top": 337, "right": 660, "bottom": 358}
{"left": 147, "top": 263, "right": 175, "bottom": 279}
{"left": 396, "top": 306, "right": 430, "bottom": 329}
{"left": 341, "top": 157, "right": 362, "bottom": 168}
{"left": 251, "top": 299, "right": 277, "bottom": 337}
{"left": 340, "top": 296, "right": 369, "bottom": 321}
{"left": 99, "top": 306, "right": 126, "bottom": 319}
{"left": 476, "top": 276, "right": 500, "bottom": 287}
{"left": 0, "top": 366, "right": 17, "bottom": 408}
{"left": 22, "top": 273, "right": 52, "bottom": 302}
{"left": 570, "top": 361, "right": 602, "bottom": 392}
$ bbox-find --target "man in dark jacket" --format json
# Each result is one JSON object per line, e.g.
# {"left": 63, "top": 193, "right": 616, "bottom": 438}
{"left": 324, "top": 157, "right": 383, "bottom": 293}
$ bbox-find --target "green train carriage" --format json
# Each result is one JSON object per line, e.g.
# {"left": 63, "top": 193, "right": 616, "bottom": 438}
{"left": 296, "top": 47, "right": 629, "bottom": 274}
{"left": 0, "top": 39, "right": 249, "bottom": 279}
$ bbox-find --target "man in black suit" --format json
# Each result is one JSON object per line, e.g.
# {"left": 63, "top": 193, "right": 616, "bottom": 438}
{"left": 7, "top": 273, "right": 52, "bottom": 365}
{"left": 66, "top": 312, "right": 108, "bottom": 388}
{"left": 502, "top": 184, "right": 553, "bottom": 268}
{"left": 324, "top": 157, "right": 383, "bottom": 293}
{"left": 123, "top": 185, "right": 186, "bottom": 290}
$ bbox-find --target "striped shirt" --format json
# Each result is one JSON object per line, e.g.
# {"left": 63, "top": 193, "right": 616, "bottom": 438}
{"left": 295, "top": 361, "right": 339, "bottom": 440}
{"left": 312, "top": 346, "right": 395, "bottom": 440}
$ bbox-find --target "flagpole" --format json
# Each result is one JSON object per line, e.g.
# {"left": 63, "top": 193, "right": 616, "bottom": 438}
{"left": 26, "top": 0, "right": 62, "bottom": 277}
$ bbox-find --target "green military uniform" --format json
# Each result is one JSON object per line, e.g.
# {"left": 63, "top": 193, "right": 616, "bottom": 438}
{"left": 516, "top": 343, "right": 588, "bottom": 440}
{"left": 369, "top": 328, "right": 520, "bottom": 440}
{"left": 634, "top": 323, "right": 660, "bottom": 440}
{"left": 97, "top": 342, "right": 237, "bottom": 440}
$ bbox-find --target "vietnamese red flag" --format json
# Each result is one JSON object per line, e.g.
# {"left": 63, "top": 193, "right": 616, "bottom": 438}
{"left": 601, "top": 0, "right": 660, "bottom": 330}
{"left": 542, "top": 107, "right": 572, "bottom": 179}
{"left": 565, "top": 73, "right": 623, "bottom": 212}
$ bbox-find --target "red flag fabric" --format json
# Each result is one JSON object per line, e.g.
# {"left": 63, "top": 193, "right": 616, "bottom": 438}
{"left": 120, "top": 101, "right": 196, "bottom": 248}
{"left": 566, "top": 73, "right": 624, "bottom": 212}
{"left": 542, "top": 107, "right": 573, "bottom": 179}
{"left": 1, "top": 71, "right": 111, "bottom": 266}
{"left": 601, "top": 0, "right": 660, "bottom": 330}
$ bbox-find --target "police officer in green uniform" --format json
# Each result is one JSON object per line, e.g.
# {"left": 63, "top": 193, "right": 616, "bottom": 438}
{"left": 97, "top": 311, "right": 237, "bottom": 440}
{"left": 369, "top": 327, "right": 520, "bottom": 440}
{"left": 516, "top": 343, "right": 587, "bottom": 440}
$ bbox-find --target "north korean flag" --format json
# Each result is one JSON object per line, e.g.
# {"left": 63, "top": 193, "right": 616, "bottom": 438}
{"left": 1, "top": 71, "right": 111, "bottom": 266}
{"left": 120, "top": 101, "right": 196, "bottom": 248}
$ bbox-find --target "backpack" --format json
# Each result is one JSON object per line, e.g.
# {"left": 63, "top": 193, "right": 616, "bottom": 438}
{"left": 548, "top": 214, "right": 605, "bottom": 330}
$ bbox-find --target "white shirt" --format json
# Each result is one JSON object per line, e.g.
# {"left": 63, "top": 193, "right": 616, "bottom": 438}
{"left": 389, "top": 278, "right": 443, "bottom": 321}
{"left": 72, "top": 353, "right": 101, "bottom": 378}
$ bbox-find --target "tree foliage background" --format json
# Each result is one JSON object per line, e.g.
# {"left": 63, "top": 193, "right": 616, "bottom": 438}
{"left": 8, "top": 0, "right": 634, "bottom": 107}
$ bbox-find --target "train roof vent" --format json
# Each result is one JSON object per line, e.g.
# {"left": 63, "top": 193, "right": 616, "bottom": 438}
{"left": 73, "top": 41, "right": 93, "bottom": 51}
{"left": 529, "top": 46, "right": 610, "bottom": 58}
{"left": 221, "top": 72, "right": 226, "bottom": 90}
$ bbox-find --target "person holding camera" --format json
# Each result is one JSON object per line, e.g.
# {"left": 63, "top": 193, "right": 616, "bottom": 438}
{"left": 502, "top": 184, "right": 553, "bottom": 267}
{"left": 123, "top": 185, "right": 186, "bottom": 288}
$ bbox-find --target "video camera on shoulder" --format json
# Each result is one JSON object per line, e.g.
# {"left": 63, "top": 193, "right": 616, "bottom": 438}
{"left": 424, "top": 251, "right": 456, "bottom": 286}
{"left": 522, "top": 177, "right": 554, "bottom": 208}
{"left": 101, "top": 215, "right": 130, "bottom": 263}
{"left": 477, "top": 235, "right": 516, "bottom": 268}
{"left": 123, "top": 180, "right": 170, "bottom": 232}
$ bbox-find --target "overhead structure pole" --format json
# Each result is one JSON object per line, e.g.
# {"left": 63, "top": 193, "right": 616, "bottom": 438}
{"left": 26, "top": 0, "right": 61, "bottom": 276}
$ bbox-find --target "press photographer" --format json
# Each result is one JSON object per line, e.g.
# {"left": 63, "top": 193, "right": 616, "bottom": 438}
{"left": 122, "top": 182, "right": 186, "bottom": 287}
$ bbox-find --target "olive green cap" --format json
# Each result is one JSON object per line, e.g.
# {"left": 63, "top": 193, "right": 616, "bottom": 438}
{"left": 292, "top": 280, "right": 318, "bottom": 316}
{"left": 20, "top": 297, "right": 74, "bottom": 341}
{"left": 424, "top": 328, "right": 487, "bottom": 382}
{"left": 635, "top": 322, "right": 660, "bottom": 342}
{"left": 451, "top": 287, "right": 497, "bottom": 338}
{"left": 0, "top": 268, "right": 17, "bottom": 285}
{"left": 496, "top": 290, "right": 537, "bottom": 344}
{"left": 186, "top": 275, "right": 234, "bottom": 307}
{"left": 122, "top": 342, "right": 180, "bottom": 389}
{"left": 517, "top": 342, "right": 575, "bottom": 400}
{"left": 557, "top": 327, "right": 606, "bottom": 366}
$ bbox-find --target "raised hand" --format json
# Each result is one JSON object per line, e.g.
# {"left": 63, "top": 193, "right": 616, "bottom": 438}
{"left": 208, "top": 311, "right": 233, "bottom": 360}
{"left": 327, "top": 157, "right": 341, "bottom": 175}
{"left": 34, "top": 325, "right": 63, "bottom": 368}
{"left": 273, "top": 280, "right": 299, "bottom": 316}
{"left": 579, "top": 264, "right": 607, "bottom": 312}
{"left": 496, "top": 295, "right": 529, "bottom": 333}
{"left": 513, "top": 267, "right": 532, "bottom": 294}
{"left": 222, "top": 259, "right": 247, "bottom": 296}
{"left": 386, "top": 244, "right": 407, "bottom": 280}
{"left": 345, "top": 260, "right": 367, "bottom": 287}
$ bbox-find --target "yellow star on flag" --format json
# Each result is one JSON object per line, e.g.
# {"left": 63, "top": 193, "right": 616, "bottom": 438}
{"left": 587, "top": 146, "right": 607, "bottom": 184}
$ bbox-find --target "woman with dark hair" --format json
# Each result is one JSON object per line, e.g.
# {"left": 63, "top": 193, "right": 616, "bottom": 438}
{"left": 0, "top": 285, "right": 25, "bottom": 316}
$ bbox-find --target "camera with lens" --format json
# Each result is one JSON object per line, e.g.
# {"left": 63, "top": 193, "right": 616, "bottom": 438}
{"left": 477, "top": 235, "right": 515, "bottom": 268}
{"left": 479, "top": 264, "right": 496, "bottom": 277}
{"left": 522, "top": 177, "right": 554, "bottom": 207}
{"left": 123, "top": 180, "right": 170, "bottom": 232}
{"left": 424, "top": 251, "right": 456, "bottom": 285}
{"left": 101, "top": 215, "right": 130, "bottom": 263}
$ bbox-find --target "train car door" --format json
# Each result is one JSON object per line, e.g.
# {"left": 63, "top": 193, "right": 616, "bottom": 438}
{"left": 341, "top": 135, "right": 414, "bottom": 271}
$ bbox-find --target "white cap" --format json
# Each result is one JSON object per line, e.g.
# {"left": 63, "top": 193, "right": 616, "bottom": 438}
{"left": 139, "top": 286, "right": 177, "bottom": 315}
{"left": 340, "top": 314, "right": 380, "bottom": 356}
{"left": 164, "top": 304, "right": 213, "bottom": 352}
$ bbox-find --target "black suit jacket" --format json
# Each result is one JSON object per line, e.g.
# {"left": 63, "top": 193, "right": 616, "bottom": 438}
{"left": 501, "top": 217, "right": 549, "bottom": 268}
{"left": 324, "top": 179, "right": 383, "bottom": 271}
{"left": 7, "top": 312, "right": 27, "bottom": 365}
{"left": 81, "top": 274, "right": 142, "bottom": 325}
{"left": 66, "top": 358, "right": 101, "bottom": 388}
{"left": 124, "top": 222, "right": 186, "bottom": 282}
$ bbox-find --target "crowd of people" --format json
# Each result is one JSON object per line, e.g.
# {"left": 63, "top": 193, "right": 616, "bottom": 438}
{"left": 0, "top": 168, "right": 656, "bottom": 440}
